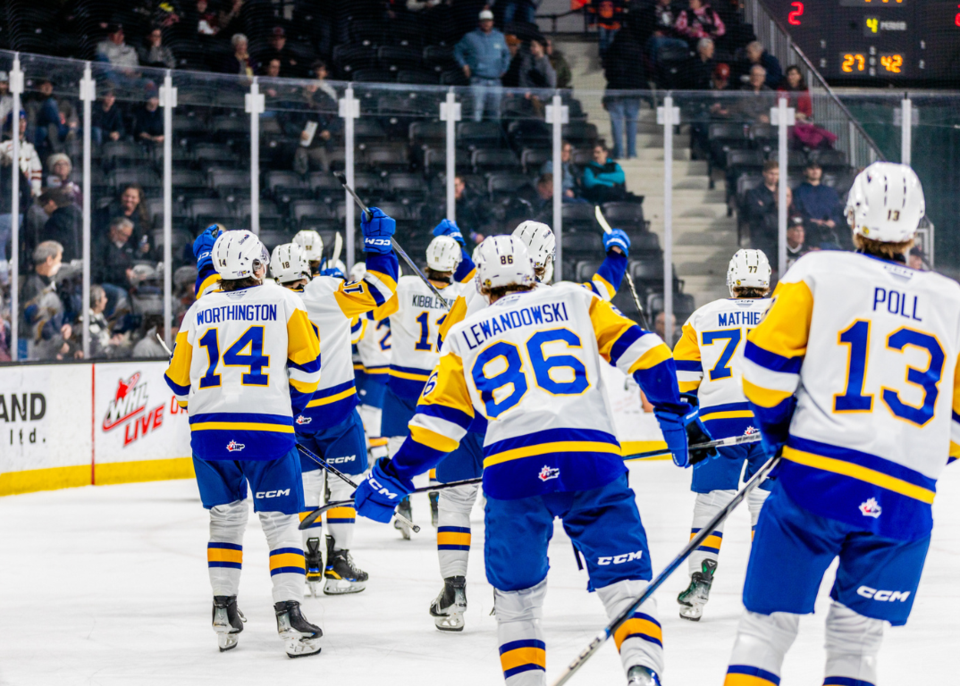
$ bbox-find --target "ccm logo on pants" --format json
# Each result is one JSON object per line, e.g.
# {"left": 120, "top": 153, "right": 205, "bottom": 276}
{"left": 857, "top": 586, "right": 911, "bottom": 602}
{"left": 598, "top": 551, "right": 643, "bottom": 566}
{"left": 327, "top": 455, "right": 356, "bottom": 464}
{"left": 256, "top": 490, "right": 291, "bottom": 499}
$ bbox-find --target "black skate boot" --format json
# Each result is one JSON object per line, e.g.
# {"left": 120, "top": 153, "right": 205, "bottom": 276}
{"left": 394, "top": 496, "right": 413, "bottom": 539}
{"left": 627, "top": 665, "right": 662, "bottom": 685}
{"left": 274, "top": 600, "right": 322, "bottom": 658}
{"left": 429, "top": 491, "right": 439, "bottom": 528}
{"left": 212, "top": 595, "right": 246, "bottom": 652}
{"left": 304, "top": 537, "right": 323, "bottom": 597}
{"left": 323, "top": 535, "right": 368, "bottom": 595}
{"left": 429, "top": 576, "right": 467, "bottom": 632}
{"left": 677, "top": 559, "right": 717, "bottom": 621}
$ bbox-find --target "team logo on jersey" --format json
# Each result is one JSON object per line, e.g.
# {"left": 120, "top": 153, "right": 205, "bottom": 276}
{"left": 226, "top": 440, "right": 245, "bottom": 453}
{"left": 538, "top": 465, "right": 560, "bottom": 482}
{"left": 744, "top": 426, "right": 759, "bottom": 436}
{"left": 859, "top": 498, "right": 882, "bottom": 518}
{"left": 296, "top": 415, "right": 312, "bottom": 425}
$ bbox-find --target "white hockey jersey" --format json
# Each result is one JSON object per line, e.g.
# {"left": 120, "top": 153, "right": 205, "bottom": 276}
{"left": 673, "top": 296, "right": 772, "bottom": 439}
{"left": 390, "top": 283, "right": 682, "bottom": 500}
{"left": 382, "top": 276, "right": 464, "bottom": 400}
{"left": 164, "top": 284, "right": 320, "bottom": 460}
{"left": 742, "top": 251, "right": 960, "bottom": 540}
{"left": 357, "top": 312, "right": 392, "bottom": 381}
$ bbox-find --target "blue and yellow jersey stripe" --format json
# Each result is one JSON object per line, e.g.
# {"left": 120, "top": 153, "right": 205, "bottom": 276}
{"left": 332, "top": 252, "right": 399, "bottom": 316}
{"left": 673, "top": 322, "right": 704, "bottom": 393}
{"left": 298, "top": 379, "right": 359, "bottom": 428}
{"left": 387, "top": 363, "right": 434, "bottom": 399}
{"left": 453, "top": 250, "right": 476, "bottom": 284}
{"left": 164, "top": 329, "right": 193, "bottom": 408}
{"left": 585, "top": 250, "right": 627, "bottom": 302}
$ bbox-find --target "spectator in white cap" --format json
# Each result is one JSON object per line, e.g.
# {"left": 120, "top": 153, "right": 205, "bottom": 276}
{"left": 454, "top": 9, "right": 512, "bottom": 122}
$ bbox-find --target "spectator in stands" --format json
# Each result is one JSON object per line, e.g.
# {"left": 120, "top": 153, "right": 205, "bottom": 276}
{"left": 26, "top": 189, "right": 58, "bottom": 253}
{"left": 908, "top": 246, "right": 925, "bottom": 271}
{"left": 91, "top": 87, "right": 125, "bottom": 145}
{"left": 94, "top": 184, "right": 153, "bottom": 253}
{"left": 582, "top": 140, "right": 627, "bottom": 203}
{"left": 455, "top": 9, "right": 512, "bottom": 122}
{"left": 534, "top": 172, "right": 555, "bottom": 213}
{"left": 655, "top": 311, "right": 677, "bottom": 347}
{"left": 500, "top": 0, "right": 538, "bottom": 25}
{"left": 139, "top": 27, "right": 177, "bottom": 69}
{"left": 45, "top": 154, "right": 82, "bottom": 207}
{"left": 195, "top": 0, "right": 221, "bottom": 35}
{"left": 96, "top": 24, "right": 141, "bottom": 86}
{"left": 92, "top": 217, "right": 139, "bottom": 316}
{"left": 0, "top": 153, "right": 32, "bottom": 285}
{"left": 218, "top": 0, "right": 244, "bottom": 37}
{"left": 502, "top": 34, "right": 523, "bottom": 88}
{"left": 735, "top": 65, "right": 774, "bottom": 124}
{"left": 290, "top": 60, "right": 341, "bottom": 175}
{"left": 1, "top": 110, "right": 43, "bottom": 196}
{"left": 743, "top": 160, "right": 779, "bottom": 256}
{"left": 545, "top": 38, "right": 572, "bottom": 89}
{"left": 777, "top": 65, "right": 811, "bottom": 121}
{"left": 223, "top": 33, "right": 256, "bottom": 78}
{"left": 603, "top": 28, "right": 644, "bottom": 161}
{"left": 0, "top": 72, "right": 11, "bottom": 130}
{"left": 589, "top": 0, "right": 625, "bottom": 57}
{"left": 30, "top": 77, "right": 79, "bottom": 159}
{"left": 519, "top": 38, "right": 556, "bottom": 116}
{"left": 452, "top": 175, "right": 491, "bottom": 242}
{"left": 687, "top": 37, "right": 715, "bottom": 90}
{"left": 794, "top": 160, "right": 845, "bottom": 246}
{"left": 87, "top": 284, "right": 127, "bottom": 359}
{"left": 639, "top": 0, "right": 687, "bottom": 61}
{"left": 40, "top": 189, "right": 82, "bottom": 262}
{"left": 541, "top": 141, "right": 580, "bottom": 198}
{"left": 745, "top": 41, "right": 782, "bottom": 89}
{"left": 257, "top": 26, "right": 299, "bottom": 78}
{"left": 675, "top": 0, "right": 725, "bottom": 47}
{"left": 22, "top": 240, "right": 77, "bottom": 360}
{"left": 134, "top": 85, "right": 164, "bottom": 147}
{"left": 785, "top": 215, "right": 810, "bottom": 270}
{"left": 132, "top": 313, "right": 170, "bottom": 357}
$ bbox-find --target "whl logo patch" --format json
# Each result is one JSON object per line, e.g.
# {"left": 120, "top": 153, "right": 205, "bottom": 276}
{"left": 538, "top": 465, "right": 560, "bottom": 482}
{"left": 744, "top": 425, "right": 759, "bottom": 436}
{"left": 226, "top": 440, "right": 245, "bottom": 453}
{"left": 296, "top": 415, "right": 312, "bottom": 425}
{"left": 103, "top": 372, "right": 148, "bottom": 431}
{"left": 859, "top": 498, "right": 882, "bottom": 518}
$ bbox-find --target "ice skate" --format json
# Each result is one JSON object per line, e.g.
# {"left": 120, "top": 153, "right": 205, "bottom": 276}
{"left": 677, "top": 560, "right": 717, "bottom": 621}
{"left": 304, "top": 537, "right": 323, "bottom": 597}
{"left": 394, "top": 496, "right": 413, "bottom": 540}
{"left": 429, "top": 576, "right": 467, "bottom": 632}
{"left": 627, "top": 665, "right": 662, "bottom": 686}
{"left": 211, "top": 595, "right": 246, "bottom": 652}
{"left": 275, "top": 600, "right": 322, "bottom": 658}
{"left": 429, "top": 491, "right": 439, "bottom": 528}
{"left": 323, "top": 536, "right": 368, "bottom": 595}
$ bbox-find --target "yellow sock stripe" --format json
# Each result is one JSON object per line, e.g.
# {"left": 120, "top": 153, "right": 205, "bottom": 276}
{"left": 207, "top": 548, "right": 243, "bottom": 564}
{"left": 613, "top": 617, "right": 662, "bottom": 651}
{"left": 326, "top": 507, "right": 356, "bottom": 519}
{"left": 269, "top": 553, "right": 305, "bottom": 572}
{"left": 500, "top": 647, "right": 546, "bottom": 673}
{"left": 437, "top": 531, "right": 472, "bottom": 547}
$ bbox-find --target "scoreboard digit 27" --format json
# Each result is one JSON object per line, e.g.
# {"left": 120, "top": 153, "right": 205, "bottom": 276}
{"left": 763, "top": 0, "right": 960, "bottom": 84}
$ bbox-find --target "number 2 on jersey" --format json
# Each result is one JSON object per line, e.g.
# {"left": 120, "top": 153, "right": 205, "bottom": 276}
{"left": 198, "top": 326, "right": 270, "bottom": 388}
{"left": 834, "top": 320, "right": 944, "bottom": 426}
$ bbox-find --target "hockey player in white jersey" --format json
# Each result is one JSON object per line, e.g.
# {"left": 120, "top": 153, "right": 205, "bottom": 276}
{"left": 671, "top": 249, "right": 773, "bottom": 621}
{"left": 378, "top": 228, "right": 474, "bottom": 537}
{"left": 271, "top": 209, "right": 398, "bottom": 596}
{"left": 164, "top": 230, "right": 323, "bottom": 658}
{"left": 354, "top": 236, "right": 715, "bottom": 686}
{"left": 724, "top": 162, "right": 960, "bottom": 686}
{"left": 426, "top": 219, "right": 632, "bottom": 632}
{"left": 292, "top": 229, "right": 325, "bottom": 276}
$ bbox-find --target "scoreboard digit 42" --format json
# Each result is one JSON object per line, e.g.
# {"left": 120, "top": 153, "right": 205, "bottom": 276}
{"left": 765, "top": 0, "right": 960, "bottom": 84}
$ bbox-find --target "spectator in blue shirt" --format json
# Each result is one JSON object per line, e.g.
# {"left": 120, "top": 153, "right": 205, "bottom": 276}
{"left": 794, "top": 160, "right": 845, "bottom": 247}
{"left": 745, "top": 41, "right": 782, "bottom": 89}
{"left": 541, "top": 140, "right": 580, "bottom": 198}
{"left": 582, "top": 140, "right": 627, "bottom": 203}
{"left": 454, "top": 9, "right": 512, "bottom": 121}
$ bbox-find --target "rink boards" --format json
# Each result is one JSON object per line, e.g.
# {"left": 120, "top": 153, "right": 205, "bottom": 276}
{"left": 0, "top": 360, "right": 667, "bottom": 496}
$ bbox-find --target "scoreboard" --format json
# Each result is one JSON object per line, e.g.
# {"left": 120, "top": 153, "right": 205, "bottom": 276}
{"left": 763, "top": 0, "right": 960, "bottom": 84}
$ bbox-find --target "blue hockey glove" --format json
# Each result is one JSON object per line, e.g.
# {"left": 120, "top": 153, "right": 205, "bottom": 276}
{"left": 320, "top": 266, "right": 345, "bottom": 279}
{"left": 193, "top": 224, "right": 222, "bottom": 269}
{"left": 353, "top": 458, "right": 414, "bottom": 524}
{"left": 432, "top": 218, "right": 465, "bottom": 247}
{"left": 603, "top": 228, "right": 631, "bottom": 258}
{"left": 655, "top": 401, "right": 716, "bottom": 468}
{"left": 361, "top": 207, "right": 396, "bottom": 255}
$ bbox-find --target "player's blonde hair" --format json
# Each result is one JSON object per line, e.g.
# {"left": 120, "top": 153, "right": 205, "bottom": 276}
{"left": 853, "top": 234, "right": 914, "bottom": 261}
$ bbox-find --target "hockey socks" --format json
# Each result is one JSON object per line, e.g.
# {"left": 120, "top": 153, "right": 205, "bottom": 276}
{"left": 597, "top": 580, "right": 664, "bottom": 680}
{"left": 437, "top": 483, "right": 479, "bottom": 579}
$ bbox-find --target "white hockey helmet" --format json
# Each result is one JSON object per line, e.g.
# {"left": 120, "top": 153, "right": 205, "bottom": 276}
{"left": 727, "top": 249, "right": 771, "bottom": 296}
{"left": 270, "top": 243, "right": 311, "bottom": 285}
{"left": 212, "top": 230, "right": 269, "bottom": 280}
{"left": 846, "top": 162, "right": 925, "bottom": 244}
{"left": 350, "top": 261, "right": 366, "bottom": 282}
{"left": 426, "top": 235, "right": 462, "bottom": 273}
{"left": 292, "top": 229, "right": 324, "bottom": 262}
{"left": 474, "top": 235, "right": 536, "bottom": 295}
{"left": 512, "top": 221, "right": 555, "bottom": 279}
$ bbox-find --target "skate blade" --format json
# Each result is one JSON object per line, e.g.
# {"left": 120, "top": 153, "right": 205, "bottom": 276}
{"left": 281, "top": 633, "right": 322, "bottom": 658}
{"left": 434, "top": 613, "right": 465, "bottom": 632}
{"left": 216, "top": 632, "right": 240, "bottom": 652}
{"left": 678, "top": 604, "right": 704, "bottom": 621}
{"left": 323, "top": 578, "right": 367, "bottom": 595}
{"left": 306, "top": 579, "right": 322, "bottom": 597}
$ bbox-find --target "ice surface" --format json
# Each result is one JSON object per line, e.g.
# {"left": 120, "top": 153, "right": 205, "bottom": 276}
{"left": 0, "top": 461, "right": 956, "bottom": 685}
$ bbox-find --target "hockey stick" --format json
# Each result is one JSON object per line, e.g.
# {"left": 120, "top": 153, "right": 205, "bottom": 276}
{"left": 296, "top": 444, "right": 421, "bottom": 534}
{"left": 626, "top": 433, "right": 763, "bottom": 462}
{"left": 156, "top": 333, "right": 173, "bottom": 357}
{"left": 594, "top": 205, "right": 651, "bottom": 331}
{"left": 550, "top": 451, "right": 782, "bottom": 686}
{"left": 298, "top": 476, "right": 484, "bottom": 531}
{"left": 334, "top": 171, "right": 450, "bottom": 309}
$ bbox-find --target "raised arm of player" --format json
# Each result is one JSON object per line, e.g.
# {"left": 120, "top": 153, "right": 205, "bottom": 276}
{"left": 331, "top": 208, "right": 400, "bottom": 318}
{"left": 585, "top": 230, "right": 630, "bottom": 301}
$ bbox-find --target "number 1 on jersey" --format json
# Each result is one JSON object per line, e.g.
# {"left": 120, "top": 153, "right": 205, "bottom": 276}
{"left": 197, "top": 326, "right": 270, "bottom": 389}
{"left": 835, "top": 320, "right": 873, "bottom": 412}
